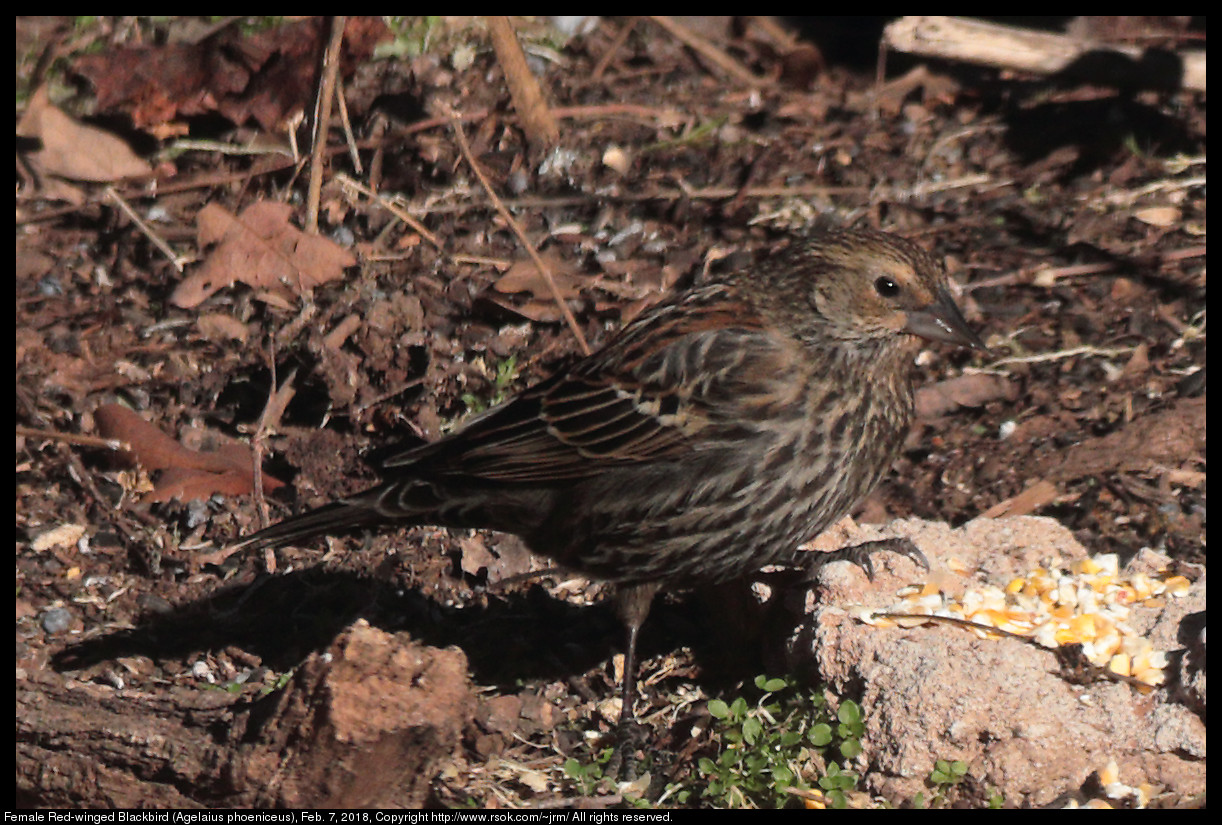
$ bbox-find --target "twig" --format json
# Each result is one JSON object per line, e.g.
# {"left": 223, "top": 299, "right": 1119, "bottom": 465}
{"left": 1159, "top": 244, "right": 1207, "bottom": 264}
{"left": 103, "top": 186, "right": 185, "bottom": 273}
{"left": 334, "top": 83, "right": 363, "bottom": 175}
{"left": 964, "top": 261, "right": 1121, "bottom": 293}
{"left": 989, "top": 344, "right": 1136, "bottom": 368}
{"left": 353, "top": 375, "right": 428, "bottom": 417}
{"left": 449, "top": 253, "right": 513, "bottom": 269}
{"left": 553, "top": 102, "right": 687, "bottom": 123}
{"left": 305, "top": 16, "right": 346, "bottom": 234}
{"left": 747, "top": 16, "right": 800, "bottom": 51}
{"left": 884, "top": 16, "right": 1206, "bottom": 93}
{"left": 448, "top": 112, "right": 591, "bottom": 355}
{"left": 16, "top": 425, "right": 123, "bottom": 451}
{"left": 422, "top": 182, "right": 868, "bottom": 214}
{"left": 167, "top": 139, "right": 294, "bottom": 157}
{"left": 333, "top": 173, "right": 444, "bottom": 252}
{"left": 725, "top": 143, "right": 775, "bottom": 216}
{"left": 592, "top": 17, "right": 640, "bottom": 80}
{"left": 485, "top": 16, "right": 560, "bottom": 149}
{"left": 284, "top": 109, "right": 303, "bottom": 164}
{"left": 648, "top": 16, "right": 765, "bottom": 87}
{"left": 275, "top": 298, "right": 319, "bottom": 346}
{"left": 1100, "top": 174, "right": 1208, "bottom": 208}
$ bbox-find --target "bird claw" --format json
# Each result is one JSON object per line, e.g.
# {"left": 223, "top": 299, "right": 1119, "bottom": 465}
{"left": 605, "top": 717, "right": 650, "bottom": 782}
{"left": 807, "top": 537, "right": 928, "bottom": 581}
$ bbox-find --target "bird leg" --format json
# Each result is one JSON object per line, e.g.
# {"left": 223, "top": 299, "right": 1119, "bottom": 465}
{"left": 608, "top": 580, "right": 661, "bottom": 778}
{"left": 805, "top": 536, "right": 929, "bottom": 580}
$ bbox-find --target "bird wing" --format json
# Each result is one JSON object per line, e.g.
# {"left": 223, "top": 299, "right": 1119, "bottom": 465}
{"left": 384, "top": 285, "right": 791, "bottom": 483}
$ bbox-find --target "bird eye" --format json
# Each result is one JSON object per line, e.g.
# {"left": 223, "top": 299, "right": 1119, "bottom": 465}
{"left": 874, "top": 276, "right": 900, "bottom": 297}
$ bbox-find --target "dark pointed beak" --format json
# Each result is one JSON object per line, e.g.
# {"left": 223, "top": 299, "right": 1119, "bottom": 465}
{"left": 904, "top": 288, "right": 989, "bottom": 353}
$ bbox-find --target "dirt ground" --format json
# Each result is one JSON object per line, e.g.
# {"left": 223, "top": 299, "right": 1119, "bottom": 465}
{"left": 15, "top": 17, "right": 1206, "bottom": 809}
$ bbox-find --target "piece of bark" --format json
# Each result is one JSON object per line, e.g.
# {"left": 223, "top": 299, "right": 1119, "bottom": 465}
{"left": 884, "top": 16, "right": 1205, "bottom": 92}
{"left": 486, "top": 16, "right": 559, "bottom": 149}
{"left": 17, "top": 622, "right": 473, "bottom": 808}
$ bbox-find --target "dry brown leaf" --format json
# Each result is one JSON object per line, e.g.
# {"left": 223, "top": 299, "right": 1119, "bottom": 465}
{"left": 915, "top": 373, "right": 1018, "bottom": 419}
{"left": 149, "top": 468, "right": 275, "bottom": 504}
{"left": 459, "top": 534, "right": 496, "bottom": 577}
{"left": 868, "top": 65, "right": 960, "bottom": 116}
{"left": 196, "top": 313, "right": 251, "bottom": 344}
{"left": 16, "top": 86, "right": 152, "bottom": 188}
{"left": 491, "top": 256, "right": 582, "bottom": 299}
{"left": 485, "top": 255, "right": 586, "bottom": 322}
{"left": 72, "top": 17, "right": 390, "bottom": 132}
{"left": 172, "top": 201, "right": 357, "bottom": 308}
{"left": 982, "top": 479, "right": 1059, "bottom": 518}
{"left": 324, "top": 315, "right": 364, "bottom": 350}
{"left": 95, "top": 404, "right": 282, "bottom": 502}
{"left": 1132, "top": 206, "right": 1181, "bottom": 228}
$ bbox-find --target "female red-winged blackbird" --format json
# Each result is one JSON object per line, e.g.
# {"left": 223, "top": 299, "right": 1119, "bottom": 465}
{"left": 230, "top": 228, "right": 985, "bottom": 729}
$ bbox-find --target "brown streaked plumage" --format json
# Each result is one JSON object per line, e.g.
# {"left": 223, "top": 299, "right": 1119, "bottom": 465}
{"left": 229, "top": 228, "right": 986, "bottom": 734}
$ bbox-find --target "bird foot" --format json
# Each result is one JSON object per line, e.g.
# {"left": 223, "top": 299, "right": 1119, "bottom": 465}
{"left": 604, "top": 717, "right": 650, "bottom": 782}
{"left": 806, "top": 536, "right": 929, "bottom": 580}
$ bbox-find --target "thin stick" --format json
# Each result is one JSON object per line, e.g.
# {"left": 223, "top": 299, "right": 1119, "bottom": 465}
{"left": 649, "top": 16, "right": 765, "bottom": 87}
{"left": 884, "top": 16, "right": 1206, "bottom": 93}
{"left": 335, "top": 83, "right": 363, "bottom": 175}
{"left": 989, "top": 344, "right": 1137, "bottom": 368}
{"left": 333, "top": 173, "right": 444, "bottom": 252}
{"left": 449, "top": 112, "right": 591, "bottom": 355}
{"left": 104, "top": 187, "right": 185, "bottom": 272}
{"left": 305, "top": 16, "right": 346, "bottom": 234}
{"left": 422, "top": 182, "right": 868, "bottom": 214}
{"left": 485, "top": 16, "right": 560, "bottom": 148}
{"left": 16, "top": 425, "right": 123, "bottom": 451}
{"left": 592, "top": 17, "right": 640, "bottom": 80}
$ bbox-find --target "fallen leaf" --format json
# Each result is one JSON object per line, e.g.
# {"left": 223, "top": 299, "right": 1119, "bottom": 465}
{"left": 172, "top": 201, "right": 357, "bottom": 308}
{"left": 868, "top": 65, "right": 960, "bottom": 116}
{"left": 31, "top": 524, "right": 88, "bottom": 552}
{"left": 916, "top": 373, "right": 1018, "bottom": 419}
{"left": 484, "top": 255, "right": 586, "bottom": 322}
{"left": 982, "top": 479, "right": 1059, "bottom": 518}
{"left": 459, "top": 534, "right": 496, "bottom": 577}
{"left": 1132, "top": 206, "right": 1180, "bottom": 228}
{"left": 491, "top": 256, "right": 582, "bottom": 299}
{"left": 196, "top": 313, "right": 251, "bottom": 343}
{"left": 95, "top": 404, "right": 282, "bottom": 502}
{"left": 16, "top": 86, "right": 151, "bottom": 188}
{"left": 72, "top": 18, "right": 390, "bottom": 132}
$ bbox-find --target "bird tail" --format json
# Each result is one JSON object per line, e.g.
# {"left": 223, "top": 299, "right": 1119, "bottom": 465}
{"left": 228, "top": 495, "right": 394, "bottom": 554}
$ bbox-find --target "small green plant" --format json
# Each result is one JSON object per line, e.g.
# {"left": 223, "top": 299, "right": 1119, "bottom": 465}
{"left": 376, "top": 16, "right": 445, "bottom": 60}
{"left": 562, "top": 747, "right": 614, "bottom": 796}
{"left": 562, "top": 746, "right": 652, "bottom": 808}
{"left": 259, "top": 668, "right": 295, "bottom": 696}
{"left": 644, "top": 116, "right": 729, "bottom": 153}
{"left": 686, "top": 675, "right": 865, "bottom": 809}
{"left": 914, "top": 758, "right": 972, "bottom": 808}
{"left": 461, "top": 355, "right": 520, "bottom": 416}
{"left": 930, "top": 758, "right": 968, "bottom": 787}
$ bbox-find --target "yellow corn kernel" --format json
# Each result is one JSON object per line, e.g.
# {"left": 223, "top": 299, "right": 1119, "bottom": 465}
{"left": 1164, "top": 576, "right": 1191, "bottom": 597}
{"left": 1074, "top": 557, "right": 1102, "bottom": 575}
{"left": 1049, "top": 603, "right": 1075, "bottom": 621}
